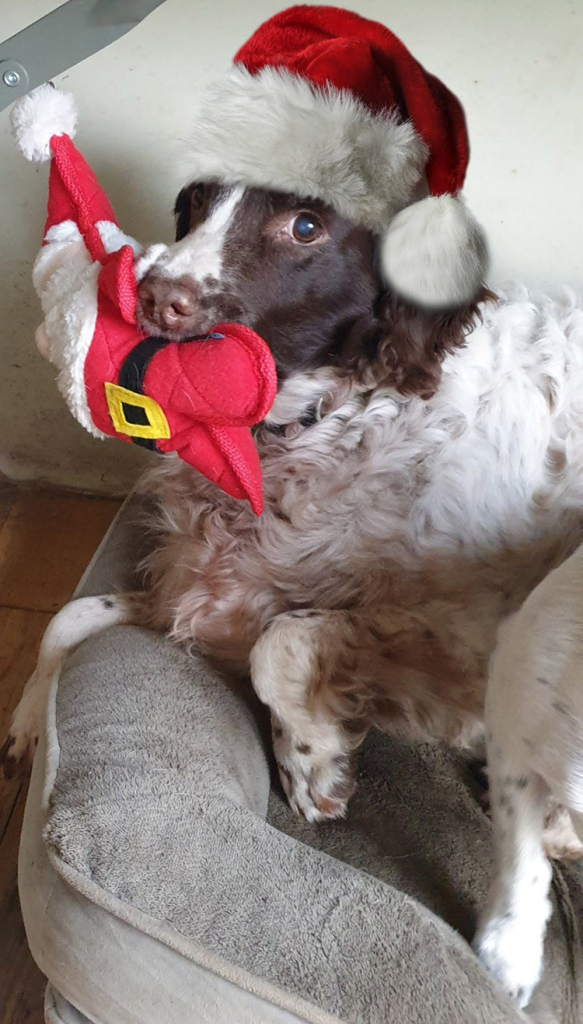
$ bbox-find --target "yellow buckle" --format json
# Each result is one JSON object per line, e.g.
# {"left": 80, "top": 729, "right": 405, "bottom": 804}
{"left": 104, "top": 382, "right": 171, "bottom": 440}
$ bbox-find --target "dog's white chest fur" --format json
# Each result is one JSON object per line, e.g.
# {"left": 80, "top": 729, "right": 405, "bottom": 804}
{"left": 258, "top": 289, "right": 583, "bottom": 592}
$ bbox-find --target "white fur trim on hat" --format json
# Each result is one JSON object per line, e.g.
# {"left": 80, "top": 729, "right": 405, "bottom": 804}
{"left": 11, "top": 84, "right": 78, "bottom": 163}
{"left": 379, "top": 195, "right": 489, "bottom": 309}
{"left": 183, "top": 65, "right": 428, "bottom": 230}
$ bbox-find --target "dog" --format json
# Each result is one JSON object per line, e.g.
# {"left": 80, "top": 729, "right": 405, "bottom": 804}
{"left": 4, "top": 180, "right": 583, "bottom": 1010}
{"left": 4, "top": 180, "right": 491, "bottom": 770}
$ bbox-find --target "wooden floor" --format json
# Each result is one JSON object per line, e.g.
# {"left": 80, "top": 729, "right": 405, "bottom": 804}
{"left": 0, "top": 486, "right": 121, "bottom": 1024}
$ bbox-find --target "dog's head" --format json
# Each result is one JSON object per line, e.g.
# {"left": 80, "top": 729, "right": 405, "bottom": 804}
{"left": 136, "top": 181, "right": 491, "bottom": 401}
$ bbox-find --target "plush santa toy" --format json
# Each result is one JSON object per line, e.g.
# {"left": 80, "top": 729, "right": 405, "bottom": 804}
{"left": 11, "top": 84, "right": 277, "bottom": 515}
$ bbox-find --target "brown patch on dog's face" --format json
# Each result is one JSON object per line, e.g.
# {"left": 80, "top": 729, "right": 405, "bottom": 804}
{"left": 137, "top": 181, "right": 378, "bottom": 378}
{"left": 220, "top": 190, "right": 381, "bottom": 379}
{"left": 136, "top": 180, "right": 492, "bottom": 394}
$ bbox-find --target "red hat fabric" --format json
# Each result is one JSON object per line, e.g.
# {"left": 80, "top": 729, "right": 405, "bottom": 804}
{"left": 45, "top": 134, "right": 117, "bottom": 262}
{"left": 12, "top": 84, "right": 277, "bottom": 514}
{"left": 235, "top": 5, "right": 469, "bottom": 200}
{"left": 184, "top": 4, "right": 488, "bottom": 309}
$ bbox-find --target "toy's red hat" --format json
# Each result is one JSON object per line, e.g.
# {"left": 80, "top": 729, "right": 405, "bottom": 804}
{"left": 12, "top": 85, "right": 277, "bottom": 515}
{"left": 183, "top": 4, "right": 488, "bottom": 309}
{"left": 11, "top": 85, "right": 136, "bottom": 263}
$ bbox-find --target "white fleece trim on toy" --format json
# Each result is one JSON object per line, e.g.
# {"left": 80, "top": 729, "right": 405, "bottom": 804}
{"left": 97, "top": 221, "right": 143, "bottom": 257}
{"left": 32, "top": 219, "right": 143, "bottom": 439}
{"left": 11, "top": 84, "right": 78, "bottom": 162}
{"left": 33, "top": 221, "right": 106, "bottom": 439}
{"left": 182, "top": 64, "right": 428, "bottom": 229}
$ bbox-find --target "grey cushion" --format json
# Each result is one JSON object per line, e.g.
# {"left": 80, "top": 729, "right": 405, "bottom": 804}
{"left": 19, "top": 495, "right": 583, "bottom": 1024}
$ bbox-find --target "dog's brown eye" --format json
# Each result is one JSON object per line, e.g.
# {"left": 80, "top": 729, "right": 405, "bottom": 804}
{"left": 191, "top": 184, "right": 205, "bottom": 211}
{"left": 291, "top": 213, "right": 321, "bottom": 243}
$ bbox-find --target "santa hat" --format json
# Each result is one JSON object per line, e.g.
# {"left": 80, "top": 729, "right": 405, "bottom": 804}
{"left": 184, "top": 4, "right": 488, "bottom": 309}
{"left": 11, "top": 83, "right": 140, "bottom": 266}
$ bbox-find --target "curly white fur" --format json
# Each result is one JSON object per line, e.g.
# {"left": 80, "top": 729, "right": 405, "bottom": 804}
{"left": 119, "top": 288, "right": 583, "bottom": 751}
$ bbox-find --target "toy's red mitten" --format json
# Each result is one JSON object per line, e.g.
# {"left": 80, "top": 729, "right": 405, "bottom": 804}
{"left": 142, "top": 323, "right": 276, "bottom": 514}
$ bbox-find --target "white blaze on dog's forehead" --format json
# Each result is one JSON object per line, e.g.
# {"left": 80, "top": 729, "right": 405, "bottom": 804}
{"left": 135, "top": 242, "right": 172, "bottom": 282}
{"left": 134, "top": 243, "right": 169, "bottom": 283}
{"left": 151, "top": 185, "right": 245, "bottom": 282}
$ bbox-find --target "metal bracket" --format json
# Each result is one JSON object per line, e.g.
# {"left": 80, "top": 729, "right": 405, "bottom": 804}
{"left": 0, "top": 59, "right": 30, "bottom": 96}
{"left": 0, "top": 0, "right": 167, "bottom": 112}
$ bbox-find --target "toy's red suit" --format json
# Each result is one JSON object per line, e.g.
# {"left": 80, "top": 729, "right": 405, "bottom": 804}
{"left": 12, "top": 86, "right": 277, "bottom": 515}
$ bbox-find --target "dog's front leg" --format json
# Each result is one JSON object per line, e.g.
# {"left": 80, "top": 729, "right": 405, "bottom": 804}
{"left": 250, "top": 609, "right": 364, "bottom": 822}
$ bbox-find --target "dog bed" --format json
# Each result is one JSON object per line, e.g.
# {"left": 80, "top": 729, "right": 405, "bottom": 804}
{"left": 18, "top": 494, "right": 583, "bottom": 1024}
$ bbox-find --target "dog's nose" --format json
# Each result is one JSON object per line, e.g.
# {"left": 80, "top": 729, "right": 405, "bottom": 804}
{"left": 159, "top": 290, "right": 196, "bottom": 328}
{"left": 137, "top": 276, "right": 201, "bottom": 333}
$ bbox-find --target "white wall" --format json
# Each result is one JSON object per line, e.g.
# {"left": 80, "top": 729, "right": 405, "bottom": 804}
{"left": 1, "top": 0, "right": 582, "bottom": 494}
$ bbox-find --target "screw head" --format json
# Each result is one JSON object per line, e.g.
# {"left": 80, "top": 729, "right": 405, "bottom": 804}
{"left": 3, "top": 69, "right": 21, "bottom": 87}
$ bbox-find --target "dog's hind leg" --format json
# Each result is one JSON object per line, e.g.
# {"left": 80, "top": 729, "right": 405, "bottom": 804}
{"left": 0, "top": 593, "right": 141, "bottom": 776}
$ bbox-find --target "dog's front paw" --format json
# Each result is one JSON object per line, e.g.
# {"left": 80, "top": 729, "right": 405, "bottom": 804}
{"left": 1, "top": 682, "right": 42, "bottom": 778}
{"left": 474, "top": 908, "right": 549, "bottom": 1009}
{"left": 273, "top": 720, "right": 355, "bottom": 823}
{"left": 0, "top": 731, "right": 38, "bottom": 779}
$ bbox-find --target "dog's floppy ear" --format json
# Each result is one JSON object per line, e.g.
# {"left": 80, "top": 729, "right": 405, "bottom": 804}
{"left": 173, "top": 183, "right": 196, "bottom": 241}
{"left": 361, "top": 287, "right": 496, "bottom": 399}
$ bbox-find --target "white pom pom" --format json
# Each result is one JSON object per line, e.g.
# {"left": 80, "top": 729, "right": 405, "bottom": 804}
{"left": 11, "top": 84, "right": 78, "bottom": 162}
{"left": 380, "top": 195, "right": 489, "bottom": 309}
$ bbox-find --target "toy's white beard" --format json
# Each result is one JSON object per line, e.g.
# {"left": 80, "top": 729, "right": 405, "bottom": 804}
{"left": 33, "top": 222, "right": 102, "bottom": 437}
{"left": 31, "top": 219, "right": 142, "bottom": 440}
